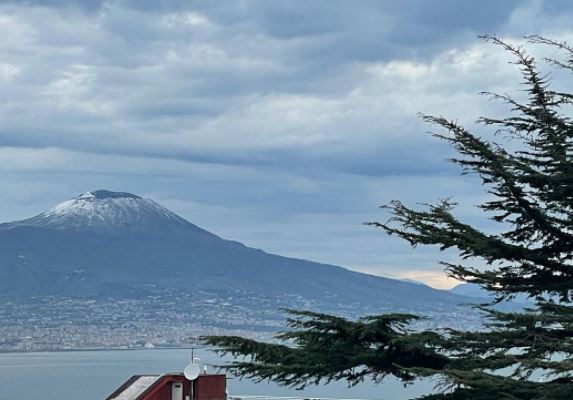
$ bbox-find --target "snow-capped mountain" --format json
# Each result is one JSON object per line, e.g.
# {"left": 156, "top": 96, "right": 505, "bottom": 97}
{"left": 0, "top": 190, "right": 470, "bottom": 310}
{"left": 8, "top": 190, "right": 204, "bottom": 233}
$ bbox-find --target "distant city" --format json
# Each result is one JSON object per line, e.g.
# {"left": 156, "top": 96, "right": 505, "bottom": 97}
{"left": 0, "top": 288, "right": 484, "bottom": 352}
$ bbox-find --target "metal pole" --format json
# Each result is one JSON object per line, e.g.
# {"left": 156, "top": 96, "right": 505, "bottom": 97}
{"left": 188, "top": 348, "right": 194, "bottom": 400}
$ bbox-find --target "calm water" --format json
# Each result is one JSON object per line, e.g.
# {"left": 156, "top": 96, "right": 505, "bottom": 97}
{"left": 0, "top": 349, "right": 436, "bottom": 400}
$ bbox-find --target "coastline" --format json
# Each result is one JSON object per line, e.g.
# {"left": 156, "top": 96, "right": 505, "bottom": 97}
{"left": 0, "top": 345, "right": 196, "bottom": 355}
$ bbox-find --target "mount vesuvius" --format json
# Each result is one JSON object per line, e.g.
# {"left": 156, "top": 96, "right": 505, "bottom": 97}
{"left": 0, "top": 190, "right": 468, "bottom": 310}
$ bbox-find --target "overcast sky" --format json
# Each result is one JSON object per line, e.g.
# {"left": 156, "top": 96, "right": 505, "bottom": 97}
{"left": 1, "top": 0, "right": 573, "bottom": 288}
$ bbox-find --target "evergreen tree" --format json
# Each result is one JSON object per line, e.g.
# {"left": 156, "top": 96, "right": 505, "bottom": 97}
{"left": 203, "top": 36, "right": 573, "bottom": 399}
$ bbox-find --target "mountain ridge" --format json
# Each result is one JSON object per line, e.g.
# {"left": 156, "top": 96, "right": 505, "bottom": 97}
{"left": 0, "top": 190, "right": 472, "bottom": 311}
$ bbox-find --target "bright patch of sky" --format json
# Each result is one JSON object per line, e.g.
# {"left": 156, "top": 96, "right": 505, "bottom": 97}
{"left": 1, "top": 0, "right": 572, "bottom": 289}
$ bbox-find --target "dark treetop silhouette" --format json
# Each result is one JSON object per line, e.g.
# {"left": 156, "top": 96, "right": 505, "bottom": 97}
{"left": 204, "top": 36, "right": 573, "bottom": 400}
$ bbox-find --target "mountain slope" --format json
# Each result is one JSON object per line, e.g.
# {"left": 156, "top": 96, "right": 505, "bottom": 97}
{"left": 450, "top": 283, "right": 533, "bottom": 308}
{"left": 450, "top": 283, "right": 490, "bottom": 298}
{"left": 0, "top": 190, "right": 470, "bottom": 310}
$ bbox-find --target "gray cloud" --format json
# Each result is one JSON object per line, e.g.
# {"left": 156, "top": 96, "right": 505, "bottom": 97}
{"left": 1, "top": 0, "right": 572, "bottom": 287}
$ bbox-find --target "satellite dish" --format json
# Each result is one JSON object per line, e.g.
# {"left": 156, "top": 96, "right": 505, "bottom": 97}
{"left": 184, "top": 363, "right": 200, "bottom": 380}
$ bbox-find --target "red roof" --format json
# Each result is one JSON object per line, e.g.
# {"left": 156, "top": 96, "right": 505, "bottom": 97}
{"left": 106, "top": 373, "right": 226, "bottom": 400}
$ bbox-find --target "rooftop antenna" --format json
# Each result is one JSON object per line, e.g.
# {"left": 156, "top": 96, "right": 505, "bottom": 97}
{"left": 184, "top": 348, "right": 200, "bottom": 400}
{"left": 184, "top": 348, "right": 201, "bottom": 381}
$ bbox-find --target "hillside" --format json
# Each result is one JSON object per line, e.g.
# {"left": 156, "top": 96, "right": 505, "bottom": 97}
{"left": 0, "top": 190, "right": 470, "bottom": 307}
{"left": 0, "top": 190, "right": 483, "bottom": 351}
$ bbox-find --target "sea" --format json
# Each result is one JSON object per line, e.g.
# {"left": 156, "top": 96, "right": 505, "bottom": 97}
{"left": 0, "top": 348, "right": 438, "bottom": 400}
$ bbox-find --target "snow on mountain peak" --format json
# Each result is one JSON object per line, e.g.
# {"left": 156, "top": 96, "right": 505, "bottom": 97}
{"left": 15, "top": 190, "right": 192, "bottom": 231}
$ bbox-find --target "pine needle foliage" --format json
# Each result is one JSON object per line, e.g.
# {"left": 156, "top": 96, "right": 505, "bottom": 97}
{"left": 205, "top": 310, "right": 447, "bottom": 387}
{"left": 203, "top": 36, "right": 573, "bottom": 399}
